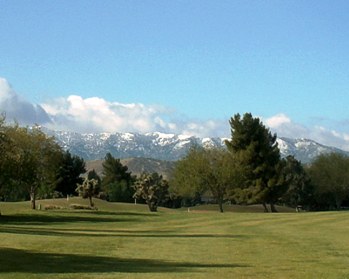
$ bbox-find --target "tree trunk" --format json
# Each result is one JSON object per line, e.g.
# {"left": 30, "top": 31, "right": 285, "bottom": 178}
{"left": 335, "top": 195, "right": 342, "bottom": 210}
{"left": 218, "top": 199, "right": 224, "bottom": 213}
{"left": 147, "top": 201, "right": 157, "bottom": 212}
{"left": 30, "top": 189, "right": 36, "bottom": 210}
{"left": 262, "top": 202, "right": 269, "bottom": 212}
{"left": 270, "top": 203, "right": 278, "bottom": 212}
{"left": 89, "top": 196, "right": 94, "bottom": 207}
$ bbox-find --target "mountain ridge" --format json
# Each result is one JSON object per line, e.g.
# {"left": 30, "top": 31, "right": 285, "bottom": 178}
{"left": 43, "top": 128, "right": 349, "bottom": 164}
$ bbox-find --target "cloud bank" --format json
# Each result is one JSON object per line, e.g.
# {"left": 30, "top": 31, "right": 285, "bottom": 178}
{"left": 0, "top": 78, "right": 51, "bottom": 125}
{"left": 1, "top": 77, "right": 349, "bottom": 151}
{"left": 0, "top": 77, "right": 226, "bottom": 138}
{"left": 41, "top": 95, "right": 228, "bottom": 137}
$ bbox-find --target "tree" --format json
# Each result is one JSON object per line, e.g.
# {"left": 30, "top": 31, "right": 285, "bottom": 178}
{"left": 225, "top": 113, "right": 282, "bottom": 212}
{"left": 171, "top": 147, "right": 240, "bottom": 212}
{"left": 76, "top": 178, "right": 100, "bottom": 207}
{"left": 0, "top": 124, "right": 28, "bottom": 201}
{"left": 55, "top": 150, "right": 86, "bottom": 197}
{"left": 0, "top": 116, "right": 10, "bottom": 195}
{"left": 171, "top": 147, "right": 206, "bottom": 203}
{"left": 5, "top": 125, "right": 62, "bottom": 209}
{"left": 280, "top": 156, "right": 313, "bottom": 209}
{"left": 133, "top": 172, "right": 169, "bottom": 212}
{"left": 87, "top": 169, "right": 101, "bottom": 186}
{"left": 87, "top": 169, "right": 102, "bottom": 198}
{"left": 0, "top": 115, "right": 12, "bottom": 202}
{"left": 101, "top": 153, "right": 134, "bottom": 202}
{"left": 307, "top": 153, "right": 349, "bottom": 209}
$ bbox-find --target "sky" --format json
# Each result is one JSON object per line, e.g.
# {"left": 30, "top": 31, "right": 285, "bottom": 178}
{"left": 1, "top": 0, "right": 349, "bottom": 150}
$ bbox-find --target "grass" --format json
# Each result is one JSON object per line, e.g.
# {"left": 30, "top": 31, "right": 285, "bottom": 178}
{"left": 1, "top": 198, "right": 349, "bottom": 278}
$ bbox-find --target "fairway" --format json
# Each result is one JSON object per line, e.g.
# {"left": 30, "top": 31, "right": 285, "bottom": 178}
{"left": 1, "top": 198, "right": 349, "bottom": 279}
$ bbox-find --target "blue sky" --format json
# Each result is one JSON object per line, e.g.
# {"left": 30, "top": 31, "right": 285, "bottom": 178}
{"left": 1, "top": 1, "right": 349, "bottom": 149}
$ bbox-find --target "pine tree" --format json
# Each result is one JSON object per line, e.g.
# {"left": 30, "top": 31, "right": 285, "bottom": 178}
{"left": 225, "top": 113, "right": 282, "bottom": 212}
{"left": 55, "top": 151, "right": 86, "bottom": 196}
{"left": 280, "top": 156, "right": 313, "bottom": 209}
{"left": 101, "top": 153, "right": 134, "bottom": 202}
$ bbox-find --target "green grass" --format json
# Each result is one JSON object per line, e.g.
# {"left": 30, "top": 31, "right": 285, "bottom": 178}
{"left": 1, "top": 198, "right": 349, "bottom": 279}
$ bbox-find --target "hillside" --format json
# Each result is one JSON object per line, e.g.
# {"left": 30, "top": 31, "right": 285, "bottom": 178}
{"left": 86, "top": 157, "right": 175, "bottom": 179}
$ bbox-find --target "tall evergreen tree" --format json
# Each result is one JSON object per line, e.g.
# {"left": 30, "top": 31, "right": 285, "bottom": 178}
{"left": 55, "top": 150, "right": 86, "bottom": 196}
{"left": 101, "top": 153, "right": 134, "bottom": 202}
{"left": 225, "top": 113, "right": 282, "bottom": 212}
{"left": 280, "top": 156, "right": 313, "bottom": 209}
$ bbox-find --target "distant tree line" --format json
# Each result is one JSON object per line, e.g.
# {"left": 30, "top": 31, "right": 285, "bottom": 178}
{"left": 1, "top": 113, "right": 349, "bottom": 213}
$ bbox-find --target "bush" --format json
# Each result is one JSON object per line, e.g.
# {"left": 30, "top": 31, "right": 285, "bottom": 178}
{"left": 69, "top": 204, "right": 97, "bottom": 210}
{"left": 44, "top": 204, "right": 65, "bottom": 210}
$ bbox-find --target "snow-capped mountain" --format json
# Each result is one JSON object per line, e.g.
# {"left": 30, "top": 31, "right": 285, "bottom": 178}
{"left": 276, "top": 137, "right": 348, "bottom": 163}
{"left": 44, "top": 129, "right": 348, "bottom": 163}
{"left": 44, "top": 129, "right": 226, "bottom": 161}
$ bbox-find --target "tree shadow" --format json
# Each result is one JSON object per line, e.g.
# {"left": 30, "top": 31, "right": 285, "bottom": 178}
{"left": 0, "top": 213, "right": 143, "bottom": 225}
{"left": 0, "top": 225, "right": 248, "bottom": 239}
{"left": 0, "top": 248, "right": 248, "bottom": 274}
{"left": 82, "top": 211, "right": 160, "bottom": 217}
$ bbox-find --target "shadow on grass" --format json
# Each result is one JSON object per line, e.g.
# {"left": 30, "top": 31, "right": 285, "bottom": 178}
{"left": 81, "top": 211, "right": 160, "bottom": 217}
{"left": 0, "top": 212, "right": 146, "bottom": 225}
{"left": 0, "top": 225, "right": 248, "bottom": 239}
{"left": 0, "top": 248, "right": 248, "bottom": 274}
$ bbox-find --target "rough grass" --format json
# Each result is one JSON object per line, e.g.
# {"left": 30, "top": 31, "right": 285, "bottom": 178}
{"left": 1, "top": 198, "right": 349, "bottom": 279}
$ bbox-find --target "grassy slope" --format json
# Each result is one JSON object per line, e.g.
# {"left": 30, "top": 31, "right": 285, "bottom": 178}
{"left": 0, "top": 199, "right": 349, "bottom": 279}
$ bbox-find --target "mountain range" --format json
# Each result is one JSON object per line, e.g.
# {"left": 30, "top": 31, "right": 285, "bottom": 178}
{"left": 43, "top": 128, "right": 348, "bottom": 164}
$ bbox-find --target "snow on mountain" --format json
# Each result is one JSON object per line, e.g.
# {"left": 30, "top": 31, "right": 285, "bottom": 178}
{"left": 43, "top": 128, "right": 348, "bottom": 163}
{"left": 276, "top": 137, "right": 348, "bottom": 163}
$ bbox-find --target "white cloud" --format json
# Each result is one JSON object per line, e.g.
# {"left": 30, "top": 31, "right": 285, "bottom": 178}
{"left": 1, "top": 75, "right": 227, "bottom": 137}
{"left": 0, "top": 78, "right": 13, "bottom": 100}
{"left": 265, "top": 113, "right": 291, "bottom": 128}
{"left": 42, "top": 94, "right": 229, "bottom": 138}
{"left": 179, "top": 119, "right": 228, "bottom": 138}
{"left": 0, "top": 78, "right": 51, "bottom": 125}
{"left": 42, "top": 95, "right": 164, "bottom": 133}
{"left": 265, "top": 113, "right": 349, "bottom": 151}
